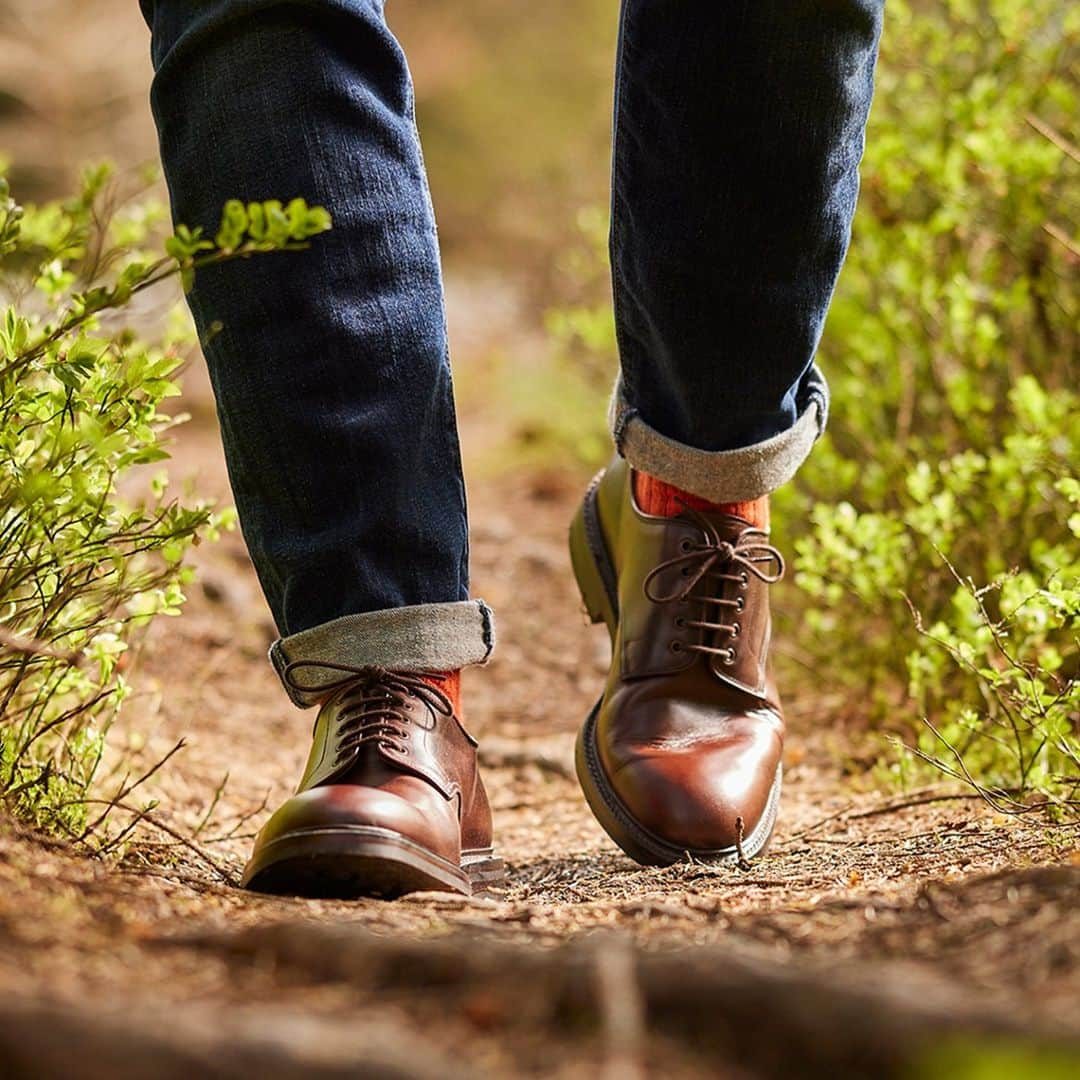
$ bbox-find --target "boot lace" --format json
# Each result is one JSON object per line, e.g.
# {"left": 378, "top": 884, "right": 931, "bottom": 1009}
{"left": 281, "top": 662, "right": 453, "bottom": 765}
{"left": 642, "top": 502, "right": 784, "bottom": 665}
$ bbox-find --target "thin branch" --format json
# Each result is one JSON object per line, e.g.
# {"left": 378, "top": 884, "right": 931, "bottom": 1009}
{"left": 845, "top": 791, "right": 996, "bottom": 820}
{"left": 192, "top": 772, "right": 230, "bottom": 838}
{"left": 0, "top": 625, "right": 81, "bottom": 665}
{"left": 58, "top": 799, "right": 236, "bottom": 885}
{"left": 1042, "top": 222, "right": 1080, "bottom": 260}
{"left": 75, "top": 738, "right": 186, "bottom": 841}
{"left": 1025, "top": 112, "right": 1080, "bottom": 164}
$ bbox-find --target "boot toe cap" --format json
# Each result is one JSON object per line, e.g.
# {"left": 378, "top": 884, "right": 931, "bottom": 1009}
{"left": 252, "top": 782, "right": 459, "bottom": 864}
{"left": 605, "top": 729, "right": 782, "bottom": 853}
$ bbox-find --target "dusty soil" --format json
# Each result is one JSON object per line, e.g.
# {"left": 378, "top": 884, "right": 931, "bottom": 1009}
{"left": 0, "top": 329, "right": 1078, "bottom": 1078}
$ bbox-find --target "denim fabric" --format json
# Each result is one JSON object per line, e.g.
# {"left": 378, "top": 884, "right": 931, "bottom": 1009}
{"left": 140, "top": 0, "right": 471, "bottom": 643}
{"left": 140, "top": 1, "right": 882, "bottom": 692}
{"left": 612, "top": 0, "right": 882, "bottom": 459}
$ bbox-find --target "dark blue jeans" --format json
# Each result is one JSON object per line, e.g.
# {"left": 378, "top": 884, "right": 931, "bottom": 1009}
{"left": 139, "top": 0, "right": 882, "bottom": 703}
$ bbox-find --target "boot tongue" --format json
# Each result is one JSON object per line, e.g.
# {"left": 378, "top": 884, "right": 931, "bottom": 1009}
{"left": 302, "top": 674, "right": 457, "bottom": 799}
{"left": 691, "top": 514, "right": 773, "bottom": 699}
{"left": 693, "top": 508, "right": 754, "bottom": 534}
{"left": 622, "top": 498, "right": 780, "bottom": 692}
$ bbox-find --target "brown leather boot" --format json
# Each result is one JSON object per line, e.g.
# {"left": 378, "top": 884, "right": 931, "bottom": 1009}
{"left": 570, "top": 457, "right": 785, "bottom": 866}
{"left": 242, "top": 666, "right": 504, "bottom": 898}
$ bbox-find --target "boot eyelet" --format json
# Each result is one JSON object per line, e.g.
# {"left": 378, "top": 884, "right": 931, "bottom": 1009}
{"left": 735, "top": 596, "right": 745, "bottom": 612}
{"left": 681, "top": 566, "right": 692, "bottom": 577}
{"left": 675, "top": 616, "right": 686, "bottom": 629}
{"left": 731, "top": 622, "right": 741, "bottom": 637}
{"left": 723, "top": 648, "right": 737, "bottom": 665}
{"left": 739, "top": 571, "right": 749, "bottom": 589}
{"left": 669, "top": 640, "right": 684, "bottom": 653}
{"left": 679, "top": 538, "right": 693, "bottom": 553}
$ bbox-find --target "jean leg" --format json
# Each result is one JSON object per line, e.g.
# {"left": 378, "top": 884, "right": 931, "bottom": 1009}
{"left": 610, "top": 0, "right": 883, "bottom": 499}
{"left": 140, "top": 0, "right": 473, "bottom": 646}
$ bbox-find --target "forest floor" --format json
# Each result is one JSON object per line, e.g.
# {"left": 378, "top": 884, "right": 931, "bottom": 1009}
{"left": 0, "top": 296, "right": 1078, "bottom": 1079}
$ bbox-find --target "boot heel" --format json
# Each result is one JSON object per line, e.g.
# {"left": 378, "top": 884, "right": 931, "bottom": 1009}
{"left": 569, "top": 481, "right": 617, "bottom": 634}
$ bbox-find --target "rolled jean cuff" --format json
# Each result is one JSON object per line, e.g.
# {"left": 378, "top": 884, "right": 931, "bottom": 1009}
{"left": 269, "top": 599, "right": 496, "bottom": 708}
{"left": 608, "top": 366, "right": 829, "bottom": 503}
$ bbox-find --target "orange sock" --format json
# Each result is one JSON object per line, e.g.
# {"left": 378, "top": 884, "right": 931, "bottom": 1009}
{"left": 632, "top": 470, "right": 769, "bottom": 530}
{"left": 420, "top": 670, "right": 462, "bottom": 716}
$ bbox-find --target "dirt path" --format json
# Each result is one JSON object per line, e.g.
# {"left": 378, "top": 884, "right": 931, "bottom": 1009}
{"left": 0, "top": 289, "right": 1077, "bottom": 1078}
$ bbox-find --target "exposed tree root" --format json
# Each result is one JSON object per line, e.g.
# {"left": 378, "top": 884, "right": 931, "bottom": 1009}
{"left": 159, "top": 890, "right": 1078, "bottom": 1079}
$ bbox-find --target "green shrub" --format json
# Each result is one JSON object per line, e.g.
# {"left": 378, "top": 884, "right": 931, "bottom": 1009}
{"left": 795, "top": 380, "right": 1078, "bottom": 812}
{"left": 529, "top": 1, "right": 1079, "bottom": 811}
{"left": 786, "top": 0, "right": 1078, "bottom": 811}
{"left": 0, "top": 164, "right": 330, "bottom": 838}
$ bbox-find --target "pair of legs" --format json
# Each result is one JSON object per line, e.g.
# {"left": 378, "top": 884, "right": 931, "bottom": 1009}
{"left": 140, "top": 0, "right": 883, "bottom": 895}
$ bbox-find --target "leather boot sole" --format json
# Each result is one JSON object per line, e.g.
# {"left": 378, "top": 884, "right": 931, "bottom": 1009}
{"left": 241, "top": 826, "right": 505, "bottom": 899}
{"left": 570, "top": 475, "right": 782, "bottom": 867}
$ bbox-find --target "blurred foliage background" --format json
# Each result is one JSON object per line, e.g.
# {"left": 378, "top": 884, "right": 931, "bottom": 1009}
{"left": 0, "top": 0, "right": 1076, "bottom": 819}
{"left": 0, "top": 0, "right": 616, "bottom": 275}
